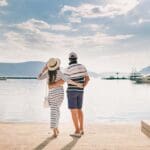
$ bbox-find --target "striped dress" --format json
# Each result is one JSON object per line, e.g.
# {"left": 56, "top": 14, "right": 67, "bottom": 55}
{"left": 38, "top": 70, "right": 65, "bottom": 128}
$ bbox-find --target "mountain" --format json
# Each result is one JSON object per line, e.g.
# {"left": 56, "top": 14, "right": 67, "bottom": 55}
{"left": 140, "top": 66, "right": 150, "bottom": 74}
{"left": 0, "top": 61, "right": 100, "bottom": 78}
{"left": 0, "top": 61, "right": 45, "bottom": 77}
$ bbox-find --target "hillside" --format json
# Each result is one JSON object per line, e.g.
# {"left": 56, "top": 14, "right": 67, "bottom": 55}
{"left": 0, "top": 61, "right": 45, "bottom": 77}
{"left": 0, "top": 61, "right": 100, "bottom": 78}
{"left": 140, "top": 66, "right": 150, "bottom": 74}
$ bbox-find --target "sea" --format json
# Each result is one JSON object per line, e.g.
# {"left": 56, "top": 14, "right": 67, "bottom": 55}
{"left": 0, "top": 78, "right": 150, "bottom": 123}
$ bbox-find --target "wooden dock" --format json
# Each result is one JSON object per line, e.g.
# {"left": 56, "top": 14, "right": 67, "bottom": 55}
{"left": 0, "top": 123, "right": 150, "bottom": 150}
{"left": 141, "top": 120, "right": 150, "bottom": 138}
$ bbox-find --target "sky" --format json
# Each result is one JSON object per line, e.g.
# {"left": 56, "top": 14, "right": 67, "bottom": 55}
{"left": 0, "top": 0, "right": 150, "bottom": 72}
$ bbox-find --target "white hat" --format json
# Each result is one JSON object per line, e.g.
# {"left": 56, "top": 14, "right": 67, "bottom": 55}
{"left": 69, "top": 52, "right": 78, "bottom": 59}
{"left": 47, "top": 58, "right": 61, "bottom": 71}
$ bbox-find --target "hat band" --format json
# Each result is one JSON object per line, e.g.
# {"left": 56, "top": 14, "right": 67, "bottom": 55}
{"left": 50, "top": 61, "right": 57, "bottom": 68}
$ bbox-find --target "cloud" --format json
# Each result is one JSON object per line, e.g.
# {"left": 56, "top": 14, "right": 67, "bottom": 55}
{"left": 130, "top": 18, "right": 150, "bottom": 25}
{"left": 68, "top": 16, "right": 81, "bottom": 23}
{"left": 78, "top": 33, "right": 133, "bottom": 47}
{"left": 1, "top": 23, "right": 133, "bottom": 54}
{"left": 50, "top": 24, "right": 72, "bottom": 31}
{"left": 61, "top": 0, "right": 140, "bottom": 22}
{"left": 0, "top": 0, "right": 8, "bottom": 6}
{"left": 14, "top": 19, "right": 72, "bottom": 32}
{"left": 138, "top": 18, "right": 150, "bottom": 24}
{"left": 81, "top": 24, "right": 109, "bottom": 32}
{"left": 0, "top": 17, "right": 134, "bottom": 62}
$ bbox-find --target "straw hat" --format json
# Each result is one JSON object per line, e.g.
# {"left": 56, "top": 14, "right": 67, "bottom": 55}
{"left": 47, "top": 58, "right": 61, "bottom": 71}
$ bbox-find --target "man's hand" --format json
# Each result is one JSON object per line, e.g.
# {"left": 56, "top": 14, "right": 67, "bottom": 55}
{"left": 76, "top": 83, "right": 84, "bottom": 88}
{"left": 83, "top": 75, "right": 90, "bottom": 87}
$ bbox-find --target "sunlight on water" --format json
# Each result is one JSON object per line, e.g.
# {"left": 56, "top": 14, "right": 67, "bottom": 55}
{"left": 0, "top": 78, "right": 150, "bottom": 123}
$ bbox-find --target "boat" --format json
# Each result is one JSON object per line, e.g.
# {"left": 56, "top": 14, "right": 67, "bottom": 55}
{"left": 103, "top": 76, "right": 115, "bottom": 80}
{"left": 135, "top": 74, "right": 150, "bottom": 83}
{"left": 102, "top": 76, "right": 128, "bottom": 80}
{"left": 130, "top": 72, "right": 143, "bottom": 80}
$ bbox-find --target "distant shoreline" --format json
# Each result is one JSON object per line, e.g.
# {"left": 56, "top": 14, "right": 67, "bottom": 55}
{"left": 0, "top": 77, "right": 37, "bottom": 80}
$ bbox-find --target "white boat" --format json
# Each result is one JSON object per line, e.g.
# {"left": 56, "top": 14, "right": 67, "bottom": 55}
{"left": 136, "top": 74, "right": 150, "bottom": 83}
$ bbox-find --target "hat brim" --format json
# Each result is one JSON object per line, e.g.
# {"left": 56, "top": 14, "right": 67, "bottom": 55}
{"left": 47, "top": 58, "right": 61, "bottom": 71}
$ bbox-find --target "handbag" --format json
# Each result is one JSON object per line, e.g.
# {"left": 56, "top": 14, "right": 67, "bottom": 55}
{"left": 43, "top": 81, "right": 49, "bottom": 108}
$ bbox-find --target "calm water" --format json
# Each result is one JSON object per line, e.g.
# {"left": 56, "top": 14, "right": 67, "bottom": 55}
{"left": 0, "top": 78, "right": 150, "bottom": 123}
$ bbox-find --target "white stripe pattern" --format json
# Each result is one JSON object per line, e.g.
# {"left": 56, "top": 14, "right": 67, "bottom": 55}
{"left": 64, "top": 63, "right": 88, "bottom": 91}
{"left": 48, "top": 87, "right": 64, "bottom": 128}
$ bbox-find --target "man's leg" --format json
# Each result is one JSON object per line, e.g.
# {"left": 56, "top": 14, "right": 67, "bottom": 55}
{"left": 68, "top": 91, "right": 81, "bottom": 136}
{"left": 71, "top": 109, "right": 80, "bottom": 133}
{"left": 77, "top": 92, "right": 84, "bottom": 133}
{"left": 78, "top": 109, "right": 83, "bottom": 131}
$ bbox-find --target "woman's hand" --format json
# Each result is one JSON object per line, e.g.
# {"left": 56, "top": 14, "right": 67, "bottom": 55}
{"left": 38, "top": 73, "right": 43, "bottom": 79}
{"left": 38, "top": 64, "right": 48, "bottom": 78}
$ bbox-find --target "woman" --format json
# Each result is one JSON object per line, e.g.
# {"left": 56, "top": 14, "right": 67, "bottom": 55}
{"left": 38, "top": 58, "right": 82, "bottom": 137}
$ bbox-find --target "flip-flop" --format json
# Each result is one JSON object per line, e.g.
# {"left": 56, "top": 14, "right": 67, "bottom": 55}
{"left": 52, "top": 134, "right": 58, "bottom": 138}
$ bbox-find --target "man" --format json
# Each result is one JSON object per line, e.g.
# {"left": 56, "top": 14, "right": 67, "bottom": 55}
{"left": 64, "top": 52, "right": 90, "bottom": 137}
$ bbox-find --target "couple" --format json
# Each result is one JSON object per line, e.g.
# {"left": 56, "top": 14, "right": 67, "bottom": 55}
{"left": 38, "top": 52, "right": 90, "bottom": 138}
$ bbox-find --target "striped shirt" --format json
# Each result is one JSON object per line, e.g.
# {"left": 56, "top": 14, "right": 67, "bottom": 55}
{"left": 64, "top": 63, "right": 88, "bottom": 92}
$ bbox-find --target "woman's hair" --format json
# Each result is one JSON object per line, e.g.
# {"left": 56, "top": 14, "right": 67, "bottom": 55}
{"left": 48, "top": 68, "right": 59, "bottom": 84}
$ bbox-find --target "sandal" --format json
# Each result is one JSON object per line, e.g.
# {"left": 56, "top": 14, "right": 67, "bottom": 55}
{"left": 70, "top": 133, "right": 81, "bottom": 138}
{"left": 56, "top": 128, "right": 59, "bottom": 135}
{"left": 80, "top": 130, "right": 84, "bottom": 135}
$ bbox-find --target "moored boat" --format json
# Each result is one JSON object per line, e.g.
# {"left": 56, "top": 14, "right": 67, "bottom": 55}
{"left": 130, "top": 72, "right": 143, "bottom": 80}
{"left": 136, "top": 74, "right": 150, "bottom": 83}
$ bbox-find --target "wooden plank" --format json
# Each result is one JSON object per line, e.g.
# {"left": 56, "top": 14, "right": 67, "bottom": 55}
{"left": 141, "top": 120, "right": 150, "bottom": 138}
{"left": 141, "top": 121, "right": 150, "bottom": 132}
{"left": 141, "top": 126, "right": 150, "bottom": 138}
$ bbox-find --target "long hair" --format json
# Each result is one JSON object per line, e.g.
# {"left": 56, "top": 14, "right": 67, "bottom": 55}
{"left": 48, "top": 68, "right": 59, "bottom": 84}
